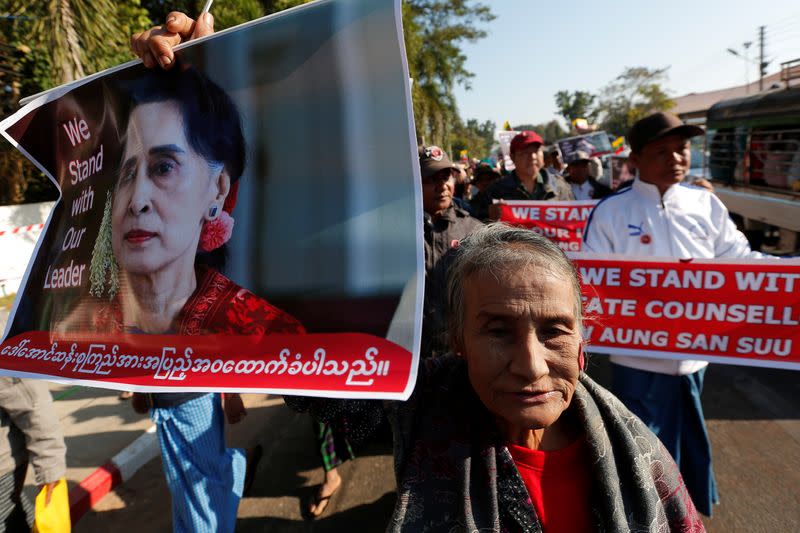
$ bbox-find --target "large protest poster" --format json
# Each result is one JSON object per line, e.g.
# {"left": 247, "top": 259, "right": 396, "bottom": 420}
{"left": 498, "top": 200, "right": 598, "bottom": 252}
{"left": 495, "top": 130, "right": 519, "bottom": 171}
{"left": 557, "top": 132, "right": 613, "bottom": 162}
{"left": 575, "top": 255, "right": 800, "bottom": 370}
{"left": 0, "top": 0, "right": 422, "bottom": 399}
{"left": 608, "top": 155, "right": 635, "bottom": 190}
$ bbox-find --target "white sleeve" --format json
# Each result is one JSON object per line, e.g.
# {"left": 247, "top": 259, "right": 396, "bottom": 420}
{"left": 710, "top": 194, "right": 767, "bottom": 259}
{"left": 582, "top": 205, "right": 615, "bottom": 254}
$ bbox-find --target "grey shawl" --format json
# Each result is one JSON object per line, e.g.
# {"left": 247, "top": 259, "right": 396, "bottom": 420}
{"left": 287, "top": 354, "right": 704, "bottom": 532}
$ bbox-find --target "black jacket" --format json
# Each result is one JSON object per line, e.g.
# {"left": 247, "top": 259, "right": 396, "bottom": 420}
{"left": 422, "top": 205, "right": 482, "bottom": 357}
{"left": 471, "top": 169, "right": 572, "bottom": 221}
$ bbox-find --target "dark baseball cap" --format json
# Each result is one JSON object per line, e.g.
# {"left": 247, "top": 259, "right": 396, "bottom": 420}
{"left": 510, "top": 131, "right": 544, "bottom": 155}
{"left": 419, "top": 145, "right": 454, "bottom": 179}
{"left": 567, "top": 150, "right": 591, "bottom": 165}
{"left": 473, "top": 162, "right": 501, "bottom": 181}
{"left": 628, "top": 112, "right": 704, "bottom": 153}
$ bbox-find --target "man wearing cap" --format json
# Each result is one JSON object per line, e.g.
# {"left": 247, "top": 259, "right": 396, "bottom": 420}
{"left": 419, "top": 145, "right": 483, "bottom": 273}
{"left": 583, "top": 111, "right": 766, "bottom": 516}
{"left": 473, "top": 131, "right": 574, "bottom": 221}
{"left": 564, "top": 150, "right": 611, "bottom": 200}
{"left": 468, "top": 162, "right": 501, "bottom": 215}
{"left": 419, "top": 145, "right": 483, "bottom": 356}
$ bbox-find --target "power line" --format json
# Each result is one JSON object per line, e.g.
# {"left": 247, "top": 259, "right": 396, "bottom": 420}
{"left": 766, "top": 27, "right": 800, "bottom": 40}
{"left": 764, "top": 12, "right": 800, "bottom": 31}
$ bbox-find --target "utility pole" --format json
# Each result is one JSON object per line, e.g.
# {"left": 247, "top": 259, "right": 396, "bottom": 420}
{"left": 759, "top": 26, "right": 765, "bottom": 92}
{"left": 727, "top": 42, "right": 753, "bottom": 93}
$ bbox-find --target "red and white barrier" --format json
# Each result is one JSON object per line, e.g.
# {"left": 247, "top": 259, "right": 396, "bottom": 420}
{"left": 0, "top": 223, "right": 44, "bottom": 237}
{"left": 69, "top": 425, "right": 159, "bottom": 523}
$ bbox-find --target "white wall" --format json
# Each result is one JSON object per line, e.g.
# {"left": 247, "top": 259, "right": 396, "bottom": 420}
{"left": 0, "top": 202, "right": 55, "bottom": 296}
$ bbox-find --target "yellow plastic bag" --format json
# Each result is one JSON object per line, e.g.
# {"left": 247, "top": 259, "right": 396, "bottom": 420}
{"left": 31, "top": 478, "right": 71, "bottom": 533}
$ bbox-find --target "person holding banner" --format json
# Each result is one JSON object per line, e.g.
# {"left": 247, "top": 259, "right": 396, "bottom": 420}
{"left": 583, "top": 111, "right": 766, "bottom": 516}
{"left": 564, "top": 150, "right": 611, "bottom": 200}
{"left": 473, "top": 131, "right": 574, "bottom": 221}
{"left": 290, "top": 224, "right": 703, "bottom": 531}
{"left": 129, "top": 17, "right": 378, "bottom": 522}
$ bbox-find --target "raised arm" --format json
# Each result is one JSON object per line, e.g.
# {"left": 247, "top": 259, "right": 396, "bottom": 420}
{"left": 130, "top": 11, "right": 215, "bottom": 69}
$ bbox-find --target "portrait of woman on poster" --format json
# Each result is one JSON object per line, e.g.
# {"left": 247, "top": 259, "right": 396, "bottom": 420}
{"left": 56, "top": 63, "right": 306, "bottom": 532}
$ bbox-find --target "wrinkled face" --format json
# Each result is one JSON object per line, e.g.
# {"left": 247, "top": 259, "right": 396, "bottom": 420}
{"left": 458, "top": 265, "right": 581, "bottom": 432}
{"left": 422, "top": 168, "right": 455, "bottom": 216}
{"left": 511, "top": 144, "right": 544, "bottom": 177}
{"left": 112, "top": 101, "right": 225, "bottom": 275}
{"left": 629, "top": 134, "right": 691, "bottom": 191}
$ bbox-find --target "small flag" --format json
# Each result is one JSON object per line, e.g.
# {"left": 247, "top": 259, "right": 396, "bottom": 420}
{"left": 572, "top": 118, "right": 588, "bottom": 131}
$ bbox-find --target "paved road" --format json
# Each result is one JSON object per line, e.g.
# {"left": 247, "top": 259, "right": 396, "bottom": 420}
{"left": 77, "top": 358, "right": 800, "bottom": 532}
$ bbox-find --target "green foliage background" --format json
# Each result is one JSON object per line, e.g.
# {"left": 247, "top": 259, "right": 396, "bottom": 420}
{"left": 554, "top": 67, "right": 675, "bottom": 137}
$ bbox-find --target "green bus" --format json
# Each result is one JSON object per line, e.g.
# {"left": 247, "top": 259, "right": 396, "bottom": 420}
{"left": 705, "top": 85, "right": 800, "bottom": 253}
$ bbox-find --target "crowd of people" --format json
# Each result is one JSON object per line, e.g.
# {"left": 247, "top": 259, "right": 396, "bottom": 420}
{"left": 0, "top": 8, "right": 777, "bottom": 533}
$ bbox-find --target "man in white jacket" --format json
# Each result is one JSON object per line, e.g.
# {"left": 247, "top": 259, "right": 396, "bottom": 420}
{"left": 583, "top": 112, "right": 764, "bottom": 517}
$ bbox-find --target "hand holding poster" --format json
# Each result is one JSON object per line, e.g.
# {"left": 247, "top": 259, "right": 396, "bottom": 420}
{"left": 0, "top": 0, "right": 422, "bottom": 399}
{"left": 499, "top": 200, "right": 598, "bottom": 251}
{"left": 576, "top": 255, "right": 800, "bottom": 369}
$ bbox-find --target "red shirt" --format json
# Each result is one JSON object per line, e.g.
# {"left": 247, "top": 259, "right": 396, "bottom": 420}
{"left": 507, "top": 437, "right": 594, "bottom": 532}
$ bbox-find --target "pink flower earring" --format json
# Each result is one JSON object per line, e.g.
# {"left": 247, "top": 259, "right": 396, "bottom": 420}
{"left": 199, "top": 203, "right": 234, "bottom": 252}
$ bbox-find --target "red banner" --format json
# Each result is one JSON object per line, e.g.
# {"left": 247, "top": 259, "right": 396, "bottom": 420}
{"left": 573, "top": 255, "right": 800, "bottom": 370}
{"left": 0, "top": 332, "right": 413, "bottom": 399}
{"left": 500, "top": 200, "right": 598, "bottom": 252}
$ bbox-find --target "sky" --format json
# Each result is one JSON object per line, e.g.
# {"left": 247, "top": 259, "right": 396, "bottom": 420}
{"left": 452, "top": 0, "right": 800, "bottom": 128}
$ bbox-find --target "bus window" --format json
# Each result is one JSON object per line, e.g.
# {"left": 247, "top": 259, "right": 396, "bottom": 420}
{"left": 750, "top": 128, "right": 800, "bottom": 189}
{"left": 708, "top": 128, "right": 737, "bottom": 184}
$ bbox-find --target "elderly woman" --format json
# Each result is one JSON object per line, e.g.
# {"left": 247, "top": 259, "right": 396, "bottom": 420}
{"left": 58, "top": 64, "right": 305, "bottom": 533}
{"left": 291, "top": 223, "right": 703, "bottom": 532}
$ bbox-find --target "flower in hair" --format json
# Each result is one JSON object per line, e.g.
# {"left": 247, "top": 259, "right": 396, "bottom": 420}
{"left": 199, "top": 211, "right": 235, "bottom": 252}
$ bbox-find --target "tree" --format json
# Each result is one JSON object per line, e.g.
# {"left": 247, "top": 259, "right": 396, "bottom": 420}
{"left": 404, "top": 0, "right": 494, "bottom": 148}
{"left": 263, "top": 0, "right": 315, "bottom": 14}
{"left": 594, "top": 66, "right": 675, "bottom": 136}
{"left": 554, "top": 90, "right": 597, "bottom": 126}
{"left": 0, "top": 1, "right": 151, "bottom": 204}
{"left": 140, "top": 1, "right": 313, "bottom": 27}
{"left": 139, "top": 0, "right": 311, "bottom": 29}
{"left": 513, "top": 121, "right": 568, "bottom": 144}
{"left": 451, "top": 118, "right": 495, "bottom": 159}
{"left": 1, "top": 1, "right": 150, "bottom": 86}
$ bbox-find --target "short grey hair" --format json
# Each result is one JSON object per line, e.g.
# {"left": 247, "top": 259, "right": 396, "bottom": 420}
{"left": 446, "top": 223, "right": 583, "bottom": 348}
